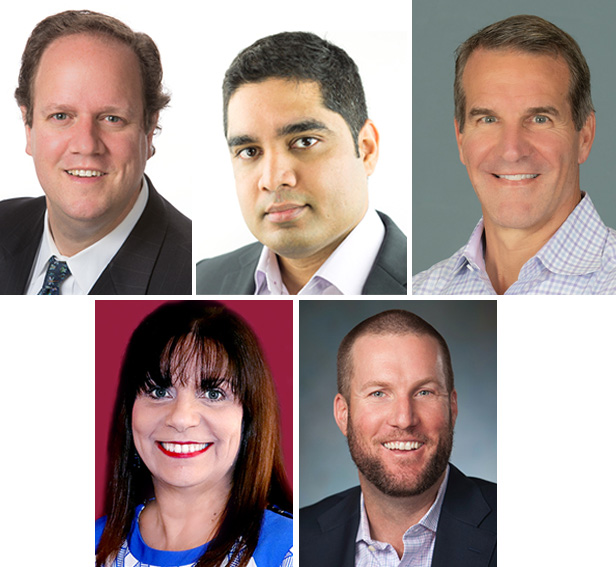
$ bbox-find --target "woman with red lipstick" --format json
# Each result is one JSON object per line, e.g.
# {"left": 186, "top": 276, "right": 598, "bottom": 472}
{"left": 95, "top": 301, "right": 293, "bottom": 567}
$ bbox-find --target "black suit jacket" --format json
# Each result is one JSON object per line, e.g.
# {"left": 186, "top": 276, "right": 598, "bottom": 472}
{"left": 196, "top": 211, "right": 406, "bottom": 295}
{"left": 0, "top": 177, "right": 192, "bottom": 295}
{"left": 300, "top": 465, "right": 496, "bottom": 567}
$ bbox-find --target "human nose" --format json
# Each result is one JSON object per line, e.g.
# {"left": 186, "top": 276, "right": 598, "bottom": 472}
{"left": 257, "top": 150, "right": 297, "bottom": 191}
{"left": 388, "top": 395, "right": 419, "bottom": 430}
{"left": 68, "top": 116, "right": 104, "bottom": 155}
{"left": 496, "top": 123, "right": 533, "bottom": 162}
{"left": 165, "top": 395, "right": 201, "bottom": 432}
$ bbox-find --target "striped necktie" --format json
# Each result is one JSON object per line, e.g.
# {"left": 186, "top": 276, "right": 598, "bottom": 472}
{"left": 38, "top": 255, "right": 71, "bottom": 295}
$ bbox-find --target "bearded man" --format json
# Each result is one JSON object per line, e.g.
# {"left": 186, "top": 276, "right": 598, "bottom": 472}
{"left": 300, "top": 309, "right": 496, "bottom": 567}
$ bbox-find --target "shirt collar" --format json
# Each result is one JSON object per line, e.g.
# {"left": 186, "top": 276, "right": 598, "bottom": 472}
{"left": 254, "top": 208, "right": 385, "bottom": 295}
{"left": 456, "top": 193, "right": 608, "bottom": 278}
{"left": 533, "top": 193, "right": 608, "bottom": 275}
{"left": 31, "top": 176, "right": 148, "bottom": 294}
{"left": 356, "top": 464, "right": 450, "bottom": 546}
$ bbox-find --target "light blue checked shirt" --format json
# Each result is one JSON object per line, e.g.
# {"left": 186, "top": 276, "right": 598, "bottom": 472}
{"left": 413, "top": 193, "right": 616, "bottom": 295}
{"left": 355, "top": 467, "right": 449, "bottom": 567}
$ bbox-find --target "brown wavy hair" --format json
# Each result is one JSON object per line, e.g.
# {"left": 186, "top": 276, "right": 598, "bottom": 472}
{"left": 15, "top": 10, "right": 170, "bottom": 133}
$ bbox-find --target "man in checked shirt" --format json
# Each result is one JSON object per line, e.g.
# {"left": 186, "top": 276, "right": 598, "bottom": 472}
{"left": 300, "top": 309, "right": 496, "bottom": 567}
{"left": 413, "top": 14, "right": 616, "bottom": 295}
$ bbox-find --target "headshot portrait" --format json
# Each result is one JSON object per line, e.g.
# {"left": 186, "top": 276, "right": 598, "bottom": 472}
{"left": 195, "top": 30, "right": 409, "bottom": 296}
{"left": 299, "top": 299, "right": 496, "bottom": 567}
{"left": 412, "top": 1, "right": 616, "bottom": 295}
{"left": 95, "top": 300, "right": 293, "bottom": 566}
{"left": 0, "top": 8, "right": 193, "bottom": 295}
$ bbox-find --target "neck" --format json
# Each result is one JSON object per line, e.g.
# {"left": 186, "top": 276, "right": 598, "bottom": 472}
{"left": 139, "top": 483, "right": 230, "bottom": 551}
{"left": 277, "top": 238, "right": 344, "bottom": 294}
{"left": 46, "top": 183, "right": 142, "bottom": 257}
{"left": 359, "top": 470, "right": 446, "bottom": 558}
{"left": 483, "top": 193, "right": 582, "bottom": 294}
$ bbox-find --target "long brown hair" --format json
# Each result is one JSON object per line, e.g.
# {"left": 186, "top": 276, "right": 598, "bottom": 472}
{"left": 95, "top": 301, "right": 291, "bottom": 567}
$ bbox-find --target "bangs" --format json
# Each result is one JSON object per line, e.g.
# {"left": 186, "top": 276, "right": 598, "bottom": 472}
{"left": 137, "top": 332, "right": 240, "bottom": 396}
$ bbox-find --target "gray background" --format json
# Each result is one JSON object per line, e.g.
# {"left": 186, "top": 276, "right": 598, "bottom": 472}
{"left": 299, "top": 299, "right": 496, "bottom": 508}
{"left": 412, "top": 0, "right": 616, "bottom": 276}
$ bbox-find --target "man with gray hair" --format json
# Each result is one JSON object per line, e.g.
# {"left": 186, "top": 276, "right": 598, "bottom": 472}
{"left": 413, "top": 14, "right": 616, "bottom": 295}
{"left": 300, "top": 309, "right": 496, "bottom": 567}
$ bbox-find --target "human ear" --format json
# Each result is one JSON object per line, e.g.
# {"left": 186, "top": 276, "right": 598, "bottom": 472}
{"left": 454, "top": 119, "right": 466, "bottom": 166}
{"left": 333, "top": 393, "right": 349, "bottom": 437}
{"left": 21, "top": 107, "right": 32, "bottom": 157}
{"left": 450, "top": 389, "right": 458, "bottom": 428}
{"left": 577, "top": 112, "right": 595, "bottom": 165}
{"left": 358, "top": 119, "right": 379, "bottom": 176}
{"left": 147, "top": 112, "right": 159, "bottom": 159}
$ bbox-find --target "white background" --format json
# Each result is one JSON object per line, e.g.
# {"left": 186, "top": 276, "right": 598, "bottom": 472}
{"left": 2, "top": 2, "right": 615, "bottom": 566}
{"left": 0, "top": 0, "right": 411, "bottom": 263}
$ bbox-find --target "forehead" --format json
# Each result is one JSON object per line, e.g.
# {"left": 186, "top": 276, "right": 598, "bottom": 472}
{"left": 349, "top": 333, "right": 445, "bottom": 389}
{"left": 462, "top": 48, "right": 571, "bottom": 113}
{"left": 32, "top": 33, "right": 143, "bottom": 108}
{"left": 226, "top": 77, "right": 350, "bottom": 139}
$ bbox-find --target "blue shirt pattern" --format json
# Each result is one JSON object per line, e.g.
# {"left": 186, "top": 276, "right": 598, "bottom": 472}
{"left": 95, "top": 506, "right": 293, "bottom": 567}
{"left": 413, "top": 193, "right": 616, "bottom": 295}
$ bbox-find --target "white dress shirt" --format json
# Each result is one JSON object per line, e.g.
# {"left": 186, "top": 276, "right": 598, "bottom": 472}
{"left": 26, "top": 178, "right": 149, "bottom": 295}
{"left": 253, "top": 208, "right": 385, "bottom": 295}
{"left": 355, "top": 466, "right": 450, "bottom": 567}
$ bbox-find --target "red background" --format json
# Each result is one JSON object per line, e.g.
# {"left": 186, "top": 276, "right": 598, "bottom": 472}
{"left": 95, "top": 299, "right": 293, "bottom": 519}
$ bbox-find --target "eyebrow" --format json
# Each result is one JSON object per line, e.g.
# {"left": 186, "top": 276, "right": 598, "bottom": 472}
{"left": 468, "top": 106, "right": 561, "bottom": 118}
{"left": 227, "top": 118, "right": 332, "bottom": 148}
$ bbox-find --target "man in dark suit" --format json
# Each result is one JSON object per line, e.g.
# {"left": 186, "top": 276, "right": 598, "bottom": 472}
{"left": 1, "top": 10, "right": 191, "bottom": 295}
{"left": 300, "top": 310, "right": 496, "bottom": 566}
{"left": 196, "top": 32, "right": 406, "bottom": 295}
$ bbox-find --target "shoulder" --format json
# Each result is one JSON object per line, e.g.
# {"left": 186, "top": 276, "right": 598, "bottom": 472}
{"left": 197, "top": 241, "right": 263, "bottom": 269}
{"left": 412, "top": 248, "right": 465, "bottom": 294}
{"left": 95, "top": 515, "right": 107, "bottom": 551}
{"left": 196, "top": 242, "right": 262, "bottom": 294}
{"left": 594, "top": 226, "right": 616, "bottom": 293}
{"left": 147, "top": 183, "right": 191, "bottom": 246}
{"left": 300, "top": 486, "right": 360, "bottom": 533}
{"left": 252, "top": 509, "right": 293, "bottom": 566}
{"left": 364, "top": 211, "right": 407, "bottom": 294}
{"left": 0, "top": 196, "right": 45, "bottom": 225}
{"left": 445, "top": 465, "right": 496, "bottom": 530}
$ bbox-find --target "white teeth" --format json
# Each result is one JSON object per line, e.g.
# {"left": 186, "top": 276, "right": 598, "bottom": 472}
{"left": 383, "top": 441, "right": 422, "bottom": 451}
{"left": 161, "top": 442, "right": 208, "bottom": 454}
{"left": 67, "top": 169, "right": 104, "bottom": 177}
{"left": 497, "top": 174, "right": 538, "bottom": 180}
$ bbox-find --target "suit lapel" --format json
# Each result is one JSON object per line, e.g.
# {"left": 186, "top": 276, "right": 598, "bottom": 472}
{"left": 431, "top": 466, "right": 496, "bottom": 567}
{"left": 0, "top": 197, "right": 45, "bottom": 294}
{"left": 89, "top": 178, "right": 167, "bottom": 295}
{"left": 313, "top": 488, "right": 360, "bottom": 567}
{"left": 218, "top": 244, "right": 261, "bottom": 294}
{"left": 362, "top": 211, "right": 407, "bottom": 294}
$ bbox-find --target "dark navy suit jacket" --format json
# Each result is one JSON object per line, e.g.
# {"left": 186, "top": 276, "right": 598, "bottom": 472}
{"left": 0, "top": 177, "right": 191, "bottom": 295}
{"left": 196, "top": 211, "right": 406, "bottom": 295}
{"left": 300, "top": 464, "right": 496, "bottom": 567}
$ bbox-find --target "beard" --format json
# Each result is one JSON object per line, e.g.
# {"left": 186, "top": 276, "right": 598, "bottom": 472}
{"left": 346, "top": 411, "right": 454, "bottom": 498}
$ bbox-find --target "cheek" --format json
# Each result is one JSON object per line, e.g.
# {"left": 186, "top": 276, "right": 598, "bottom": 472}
{"left": 131, "top": 402, "right": 157, "bottom": 447}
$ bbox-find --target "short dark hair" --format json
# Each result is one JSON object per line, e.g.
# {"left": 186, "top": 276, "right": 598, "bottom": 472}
{"left": 95, "top": 301, "right": 291, "bottom": 567}
{"left": 454, "top": 14, "right": 594, "bottom": 132}
{"left": 337, "top": 309, "right": 454, "bottom": 401}
{"left": 15, "top": 10, "right": 170, "bottom": 132}
{"left": 223, "top": 31, "right": 368, "bottom": 154}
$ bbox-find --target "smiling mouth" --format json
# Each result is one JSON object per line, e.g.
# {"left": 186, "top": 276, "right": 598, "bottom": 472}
{"left": 157, "top": 442, "right": 212, "bottom": 458}
{"left": 66, "top": 169, "right": 106, "bottom": 178}
{"left": 383, "top": 441, "right": 424, "bottom": 451}
{"left": 493, "top": 174, "right": 539, "bottom": 180}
